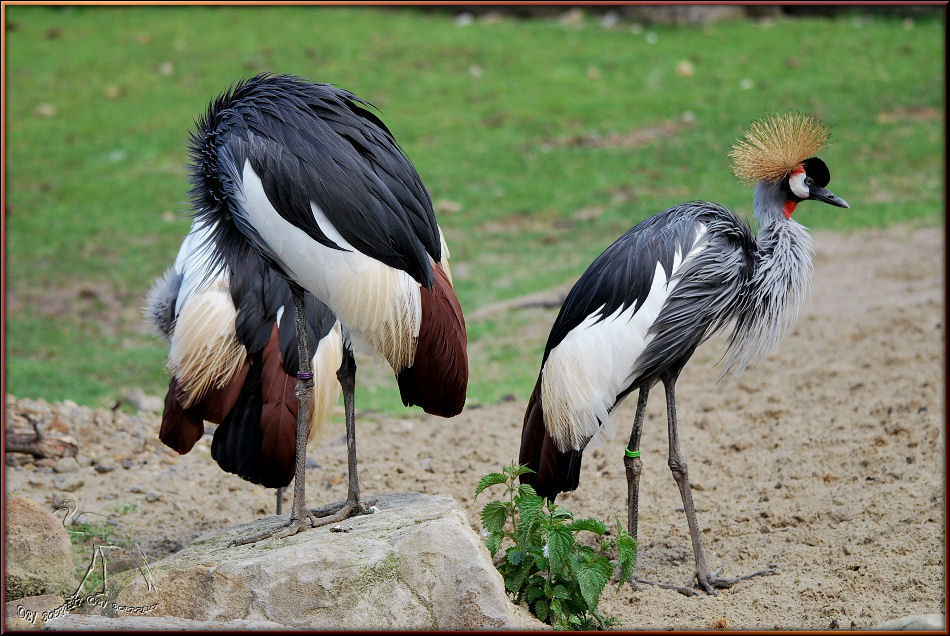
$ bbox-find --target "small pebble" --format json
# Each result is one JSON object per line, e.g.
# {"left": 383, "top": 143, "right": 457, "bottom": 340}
{"left": 145, "top": 490, "right": 162, "bottom": 503}
{"left": 129, "top": 485, "right": 146, "bottom": 494}
{"left": 53, "top": 474, "right": 85, "bottom": 492}
{"left": 53, "top": 457, "right": 80, "bottom": 473}
{"left": 95, "top": 463, "right": 117, "bottom": 474}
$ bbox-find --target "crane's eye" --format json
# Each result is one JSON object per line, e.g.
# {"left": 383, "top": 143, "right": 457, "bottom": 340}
{"left": 788, "top": 170, "right": 810, "bottom": 198}
{"left": 804, "top": 177, "right": 814, "bottom": 187}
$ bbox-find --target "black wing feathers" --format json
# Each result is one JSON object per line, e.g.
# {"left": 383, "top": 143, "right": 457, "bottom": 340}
{"left": 277, "top": 292, "right": 336, "bottom": 376}
{"left": 210, "top": 354, "right": 270, "bottom": 485}
{"left": 543, "top": 205, "right": 704, "bottom": 362}
{"left": 223, "top": 240, "right": 335, "bottom": 374}
{"left": 542, "top": 202, "right": 754, "bottom": 367}
{"left": 190, "top": 73, "right": 439, "bottom": 288}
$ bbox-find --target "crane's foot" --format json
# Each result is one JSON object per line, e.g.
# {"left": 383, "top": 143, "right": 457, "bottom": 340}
{"left": 227, "top": 517, "right": 314, "bottom": 547}
{"left": 692, "top": 562, "right": 779, "bottom": 596}
{"left": 307, "top": 495, "right": 378, "bottom": 528}
{"left": 630, "top": 574, "right": 700, "bottom": 597}
{"left": 226, "top": 497, "right": 378, "bottom": 547}
{"left": 631, "top": 563, "right": 779, "bottom": 597}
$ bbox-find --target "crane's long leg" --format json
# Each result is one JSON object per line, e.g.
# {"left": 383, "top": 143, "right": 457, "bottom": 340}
{"left": 288, "top": 287, "right": 315, "bottom": 527}
{"left": 304, "top": 344, "right": 376, "bottom": 525}
{"left": 230, "top": 294, "right": 375, "bottom": 546}
{"left": 229, "top": 286, "right": 317, "bottom": 544}
{"left": 624, "top": 386, "right": 649, "bottom": 544}
{"left": 622, "top": 387, "right": 652, "bottom": 590}
{"left": 663, "top": 376, "right": 777, "bottom": 595}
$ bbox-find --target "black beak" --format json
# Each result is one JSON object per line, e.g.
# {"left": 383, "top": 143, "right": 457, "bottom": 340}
{"left": 811, "top": 185, "right": 850, "bottom": 209}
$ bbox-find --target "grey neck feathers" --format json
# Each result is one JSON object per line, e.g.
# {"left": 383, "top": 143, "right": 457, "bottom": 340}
{"left": 722, "top": 180, "right": 814, "bottom": 375}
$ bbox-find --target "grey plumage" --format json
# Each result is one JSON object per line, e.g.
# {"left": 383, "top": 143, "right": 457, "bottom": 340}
{"left": 723, "top": 212, "right": 813, "bottom": 376}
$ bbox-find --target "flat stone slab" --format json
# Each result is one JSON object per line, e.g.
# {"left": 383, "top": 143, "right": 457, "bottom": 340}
{"left": 42, "top": 492, "right": 542, "bottom": 631}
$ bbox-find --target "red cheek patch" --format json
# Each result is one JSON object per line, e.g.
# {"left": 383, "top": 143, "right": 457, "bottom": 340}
{"left": 783, "top": 200, "right": 798, "bottom": 219}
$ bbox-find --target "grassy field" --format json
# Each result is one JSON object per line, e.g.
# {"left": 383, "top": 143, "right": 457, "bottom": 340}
{"left": 4, "top": 6, "right": 944, "bottom": 416}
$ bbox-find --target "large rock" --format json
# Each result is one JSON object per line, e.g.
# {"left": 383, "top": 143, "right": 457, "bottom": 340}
{"left": 44, "top": 615, "right": 289, "bottom": 630}
{"left": 5, "top": 498, "right": 80, "bottom": 600}
{"left": 50, "top": 492, "right": 541, "bottom": 630}
{"left": 872, "top": 614, "right": 944, "bottom": 631}
{"left": 5, "top": 594, "right": 65, "bottom": 630}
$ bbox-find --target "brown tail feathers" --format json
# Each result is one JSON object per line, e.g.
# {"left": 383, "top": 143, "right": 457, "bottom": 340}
{"left": 210, "top": 325, "right": 303, "bottom": 488}
{"left": 397, "top": 263, "right": 468, "bottom": 417}
{"left": 159, "top": 362, "right": 249, "bottom": 455}
{"left": 161, "top": 324, "right": 302, "bottom": 488}
{"left": 518, "top": 376, "right": 584, "bottom": 501}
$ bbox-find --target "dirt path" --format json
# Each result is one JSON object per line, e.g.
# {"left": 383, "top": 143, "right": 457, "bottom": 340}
{"left": 5, "top": 225, "right": 944, "bottom": 629}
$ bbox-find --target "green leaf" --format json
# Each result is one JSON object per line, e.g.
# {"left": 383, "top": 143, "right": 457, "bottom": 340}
{"left": 516, "top": 487, "right": 544, "bottom": 510}
{"left": 549, "top": 504, "right": 574, "bottom": 520}
{"left": 505, "top": 561, "right": 533, "bottom": 596}
{"left": 574, "top": 544, "right": 598, "bottom": 559}
{"left": 571, "top": 553, "right": 613, "bottom": 611}
{"left": 534, "top": 598, "right": 550, "bottom": 623}
{"left": 517, "top": 482, "right": 538, "bottom": 499}
{"left": 525, "top": 583, "right": 546, "bottom": 604}
{"left": 506, "top": 547, "right": 524, "bottom": 566}
{"left": 615, "top": 521, "right": 638, "bottom": 585}
{"left": 567, "top": 518, "right": 606, "bottom": 535}
{"left": 474, "top": 472, "right": 509, "bottom": 499}
{"left": 481, "top": 500, "right": 508, "bottom": 533}
{"left": 546, "top": 526, "right": 574, "bottom": 574}
{"left": 550, "top": 583, "right": 571, "bottom": 600}
{"left": 516, "top": 490, "right": 545, "bottom": 540}
{"left": 485, "top": 531, "right": 504, "bottom": 557}
{"left": 504, "top": 463, "right": 536, "bottom": 479}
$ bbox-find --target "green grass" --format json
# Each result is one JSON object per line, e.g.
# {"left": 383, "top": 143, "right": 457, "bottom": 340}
{"left": 4, "top": 6, "right": 944, "bottom": 416}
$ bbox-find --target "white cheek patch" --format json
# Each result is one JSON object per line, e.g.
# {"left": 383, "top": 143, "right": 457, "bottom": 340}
{"left": 788, "top": 170, "right": 809, "bottom": 199}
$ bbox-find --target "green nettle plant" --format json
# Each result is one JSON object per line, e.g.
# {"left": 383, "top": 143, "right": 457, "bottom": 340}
{"left": 475, "top": 463, "right": 637, "bottom": 630}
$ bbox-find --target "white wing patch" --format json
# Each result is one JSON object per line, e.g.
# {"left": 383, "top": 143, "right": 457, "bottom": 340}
{"left": 236, "top": 160, "right": 422, "bottom": 373}
{"left": 541, "top": 224, "right": 709, "bottom": 452}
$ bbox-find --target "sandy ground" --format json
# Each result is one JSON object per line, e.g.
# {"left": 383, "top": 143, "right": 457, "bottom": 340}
{"left": 4, "top": 225, "right": 945, "bottom": 630}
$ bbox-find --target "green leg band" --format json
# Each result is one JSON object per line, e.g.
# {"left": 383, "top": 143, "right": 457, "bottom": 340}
{"left": 624, "top": 447, "right": 641, "bottom": 459}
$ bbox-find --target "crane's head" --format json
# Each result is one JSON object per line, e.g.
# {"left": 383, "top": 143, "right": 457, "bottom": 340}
{"left": 785, "top": 156, "right": 849, "bottom": 211}
{"left": 729, "top": 112, "right": 849, "bottom": 219}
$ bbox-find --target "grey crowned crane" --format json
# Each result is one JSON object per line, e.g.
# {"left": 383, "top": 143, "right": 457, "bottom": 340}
{"left": 185, "top": 74, "right": 467, "bottom": 540}
{"left": 145, "top": 219, "right": 342, "bottom": 513}
{"left": 519, "top": 113, "right": 849, "bottom": 595}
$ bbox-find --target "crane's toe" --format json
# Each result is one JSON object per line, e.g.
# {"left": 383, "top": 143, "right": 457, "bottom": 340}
{"left": 694, "top": 562, "right": 780, "bottom": 594}
{"left": 630, "top": 562, "right": 778, "bottom": 597}
{"left": 306, "top": 495, "right": 378, "bottom": 529}
{"left": 228, "top": 516, "right": 314, "bottom": 547}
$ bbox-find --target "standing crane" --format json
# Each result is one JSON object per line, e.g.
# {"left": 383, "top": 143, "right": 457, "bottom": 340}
{"left": 185, "top": 74, "right": 467, "bottom": 540}
{"left": 519, "top": 113, "right": 849, "bottom": 595}
{"left": 145, "top": 219, "right": 342, "bottom": 514}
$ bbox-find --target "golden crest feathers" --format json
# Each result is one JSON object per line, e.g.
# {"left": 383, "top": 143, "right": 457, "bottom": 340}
{"left": 728, "top": 112, "right": 830, "bottom": 184}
